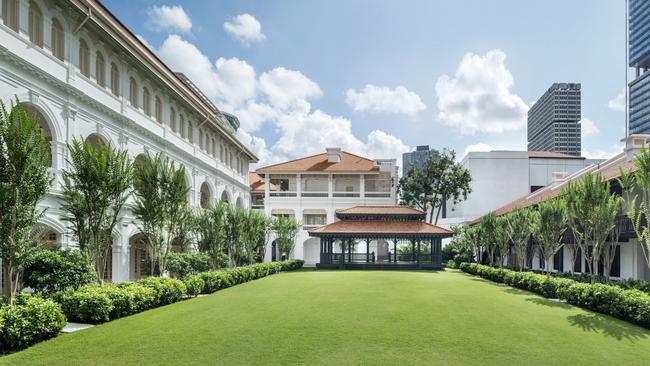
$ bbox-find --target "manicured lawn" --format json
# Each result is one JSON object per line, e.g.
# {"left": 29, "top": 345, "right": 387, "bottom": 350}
{"left": 2, "top": 270, "right": 650, "bottom": 365}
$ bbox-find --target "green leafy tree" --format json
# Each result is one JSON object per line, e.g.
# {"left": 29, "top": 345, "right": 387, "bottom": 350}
{"left": 624, "top": 147, "right": 650, "bottom": 272}
{"left": 479, "top": 213, "right": 499, "bottom": 266}
{"left": 505, "top": 207, "right": 535, "bottom": 270}
{"left": 398, "top": 150, "right": 472, "bottom": 224}
{"left": 195, "top": 201, "right": 227, "bottom": 269}
{"left": 60, "top": 139, "right": 132, "bottom": 285}
{"left": 494, "top": 215, "right": 510, "bottom": 268}
{"left": 223, "top": 206, "right": 248, "bottom": 267}
{"left": 244, "top": 210, "right": 272, "bottom": 263}
{"left": 173, "top": 205, "right": 195, "bottom": 253}
{"left": 0, "top": 101, "right": 50, "bottom": 303}
{"left": 532, "top": 198, "right": 567, "bottom": 274}
{"left": 272, "top": 216, "right": 301, "bottom": 260}
{"left": 132, "top": 153, "right": 188, "bottom": 276}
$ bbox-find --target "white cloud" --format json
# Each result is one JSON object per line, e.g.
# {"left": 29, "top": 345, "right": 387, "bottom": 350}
{"left": 608, "top": 87, "right": 626, "bottom": 112}
{"left": 435, "top": 49, "right": 529, "bottom": 134}
{"left": 582, "top": 143, "right": 623, "bottom": 160}
{"left": 146, "top": 5, "right": 192, "bottom": 33}
{"left": 581, "top": 117, "right": 600, "bottom": 136}
{"left": 463, "top": 142, "right": 493, "bottom": 158}
{"left": 156, "top": 35, "right": 406, "bottom": 167}
{"left": 223, "top": 14, "right": 266, "bottom": 45}
{"left": 136, "top": 34, "right": 154, "bottom": 50}
{"left": 345, "top": 84, "right": 426, "bottom": 116}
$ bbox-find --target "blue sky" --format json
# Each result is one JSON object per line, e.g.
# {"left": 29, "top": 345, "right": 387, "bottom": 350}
{"left": 104, "top": 0, "right": 628, "bottom": 167}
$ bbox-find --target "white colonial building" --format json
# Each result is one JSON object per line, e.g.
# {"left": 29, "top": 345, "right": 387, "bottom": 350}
{"left": 252, "top": 148, "right": 398, "bottom": 266}
{"left": 0, "top": 0, "right": 257, "bottom": 285}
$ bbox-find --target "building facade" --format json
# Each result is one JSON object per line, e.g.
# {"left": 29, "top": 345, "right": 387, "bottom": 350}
{"left": 0, "top": 0, "right": 256, "bottom": 286}
{"left": 401, "top": 145, "right": 438, "bottom": 177}
{"left": 483, "top": 135, "right": 650, "bottom": 281}
{"left": 628, "top": 0, "right": 650, "bottom": 134}
{"left": 253, "top": 148, "right": 398, "bottom": 266}
{"left": 527, "top": 83, "right": 582, "bottom": 156}
{"left": 439, "top": 150, "right": 602, "bottom": 227}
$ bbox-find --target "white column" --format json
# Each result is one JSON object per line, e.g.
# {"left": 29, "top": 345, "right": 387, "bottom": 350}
{"left": 328, "top": 173, "right": 333, "bottom": 198}
{"left": 360, "top": 174, "right": 365, "bottom": 198}
{"left": 113, "top": 222, "right": 131, "bottom": 282}
{"left": 296, "top": 173, "right": 301, "bottom": 197}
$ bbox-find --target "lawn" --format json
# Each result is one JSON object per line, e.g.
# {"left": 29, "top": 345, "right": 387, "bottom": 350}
{"left": 2, "top": 270, "right": 650, "bottom": 365}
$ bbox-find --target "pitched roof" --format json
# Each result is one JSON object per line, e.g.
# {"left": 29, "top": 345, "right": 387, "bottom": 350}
{"left": 309, "top": 220, "right": 453, "bottom": 236}
{"left": 336, "top": 205, "right": 425, "bottom": 216}
{"left": 249, "top": 172, "right": 276, "bottom": 192}
{"left": 256, "top": 151, "right": 378, "bottom": 173}
{"left": 527, "top": 151, "right": 586, "bottom": 159}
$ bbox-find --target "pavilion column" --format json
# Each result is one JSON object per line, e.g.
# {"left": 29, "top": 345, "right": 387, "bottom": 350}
{"left": 417, "top": 239, "right": 421, "bottom": 268}
{"left": 430, "top": 238, "right": 435, "bottom": 264}
{"left": 319, "top": 239, "right": 323, "bottom": 264}
{"left": 366, "top": 238, "right": 370, "bottom": 263}
{"left": 411, "top": 241, "right": 415, "bottom": 263}
{"left": 393, "top": 238, "right": 397, "bottom": 263}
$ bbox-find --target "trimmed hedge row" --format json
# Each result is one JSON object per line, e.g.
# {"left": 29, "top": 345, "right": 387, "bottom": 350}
{"left": 460, "top": 263, "right": 650, "bottom": 328}
{"left": 51, "top": 260, "right": 304, "bottom": 324}
{"left": 0, "top": 294, "right": 66, "bottom": 354}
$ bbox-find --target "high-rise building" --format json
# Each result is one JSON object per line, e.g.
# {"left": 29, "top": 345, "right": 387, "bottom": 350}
{"left": 628, "top": 0, "right": 650, "bottom": 134}
{"left": 401, "top": 145, "right": 439, "bottom": 176}
{"left": 527, "top": 83, "right": 582, "bottom": 156}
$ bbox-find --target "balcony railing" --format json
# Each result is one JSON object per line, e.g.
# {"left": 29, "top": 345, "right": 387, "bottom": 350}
{"left": 270, "top": 191, "right": 297, "bottom": 197}
{"left": 333, "top": 192, "right": 360, "bottom": 198}
{"left": 301, "top": 191, "right": 328, "bottom": 197}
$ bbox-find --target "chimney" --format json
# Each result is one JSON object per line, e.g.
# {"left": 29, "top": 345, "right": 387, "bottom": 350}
{"left": 621, "top": 134, "right": 650, "bottom": 161}
{"left": 326, "top": 147, "right": 341, "bottom": 163}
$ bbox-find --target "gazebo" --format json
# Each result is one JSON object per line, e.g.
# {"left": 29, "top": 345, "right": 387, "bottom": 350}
{"left": 309, "top": 206, "right": 453, "bottom": 269}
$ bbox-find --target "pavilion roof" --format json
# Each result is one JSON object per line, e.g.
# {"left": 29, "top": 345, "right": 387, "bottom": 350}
{"left": 308, "top": 220, "right": 452, "bottom": 238}
{"left": 336, "top": 205, "right": 426, "bottom": 216}
{"left": 256, "top": 151, "right": 379, "bottom": 173}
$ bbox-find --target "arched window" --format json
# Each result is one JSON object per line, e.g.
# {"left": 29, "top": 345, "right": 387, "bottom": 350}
{"left": 28, "top": 1, "right": 43, "bottom": 47}
{"left": 79, "top": 39, "right": 90, "bottom": 77}
{"left": 199, "top": 129, "right": 204, "bottom": 150}
{"left": 51, "top": 18, "right": 64, "bottom": 61}
{"left": 220, "top": 144, "right": 223, "bottom": 162}
{"left": 2, "top": 0, "right": 19, "bottom": 32}
{"left": 110, "top": 62, "right": 120, "bottom": 96}
{"left": 155, "top": 96, "right": 162, "bottom": 123}
{"left": 143, "top": 87, "right": 151, "bottom": 116}
{"left": 188, "top": 121, "right": 193, "bottom": 143}
{"left": 96, "top": 51, "right": 106, "bottom": 87}
{"left": 200, "top": 182, "right": 211, "bottom": 209}
{"left": 169, "top": 107, "right": 176, "bottom": 132}
{"left": 211, "top": 138, "right": 216, "bottom": 157}
{"left": 206, "top": 133, "right": 211, "bottom": 153}
{"left": 180, "top": 115, "right": 186, "bottom": 138}
{"left": 129, "top": 77, "right": 138, "bottom": 108}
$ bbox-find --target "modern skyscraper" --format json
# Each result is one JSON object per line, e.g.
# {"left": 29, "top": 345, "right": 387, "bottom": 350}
{"left": 628, "top": 0, "right": 650, "bottom": 134}
{"left": 527, "top": 83, "right": 582, "bottom": 156}
{"left": 402, "top": 145, "right": 439, "bottom": 176}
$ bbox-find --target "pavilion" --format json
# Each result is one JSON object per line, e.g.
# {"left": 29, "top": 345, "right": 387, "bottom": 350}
{"left": 308, "top": 206, "right": 453, "bottom": 269}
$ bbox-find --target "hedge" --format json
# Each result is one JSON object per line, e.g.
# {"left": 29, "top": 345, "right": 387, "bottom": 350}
{"left": 22, "top": 249, "right": 96, "bottom": 294}
{"left": 460, "top": 263, "right": 650, "bottom": 328}
{"left": 51, "top": 260, "right": 304, "bottom": 324}
{"left": 0, "top": 294, "right": 66, "bottom": 354}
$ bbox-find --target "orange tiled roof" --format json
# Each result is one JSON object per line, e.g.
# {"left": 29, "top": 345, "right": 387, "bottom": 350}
{"left": 249, "top": 172, "right": 277, "bottom": 192}
{"left": 309, "top": 220, "right": 453, "bottom": 236}
{"left": 336, "top": 205, "right": 425, "bottom": 216}
{"left": 256, "top": 151, "right": 378, "bottom": 173}
{"left": 527, "top": 151, "right": 586, "bottom": 159}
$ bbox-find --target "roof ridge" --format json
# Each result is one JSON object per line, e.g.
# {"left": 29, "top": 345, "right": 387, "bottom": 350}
{"left": 256, "top": 152, "right": 327, "bottom": 171}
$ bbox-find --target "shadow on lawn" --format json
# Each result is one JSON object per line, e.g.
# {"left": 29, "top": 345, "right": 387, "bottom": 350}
{"left": 567, "top": 313, "right": 648, "bottom": 342}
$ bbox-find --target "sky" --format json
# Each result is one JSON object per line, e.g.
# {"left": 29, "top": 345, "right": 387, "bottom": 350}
{"left": 103, "top": 0, "right": 629, "bottom": 168}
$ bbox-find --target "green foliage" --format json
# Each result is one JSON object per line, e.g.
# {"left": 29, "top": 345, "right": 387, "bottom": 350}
{"left": 183, "top": 275, "right": 205, "bottom": 297}
{"left": 623, "top": 147, "right": 650, "bottom": 271}
{"left": 397, "top": 150, "right": 472, "bottom": 224}
{"left": 223, "top": 206, "right": 248, "bottom": 267}
{"left": 138, "top": 277, "right": 187, "bottom": 306}
{"left": 22, "top": 249, "right": 96, "bottom": 294}
{"left": 132, "top": 152, "right": 188, "bottom": 276}
{"left": 166, "top": 252, "right": 212, "bottom": 278}
{"left": 0, "top": 100, "right": 50, "bottom": 303}
{"left": 195, "top": 201, "right": 227, "bottom": 269}
{"left": 532, "top": 198, "right": 568, "bottom": 273}
{"left": 0, "top": 294, "right": 66, "bottom": 354}
{"left": 60, "top": 138, "right": 132, "bottom": 284}
{"left": 461, "top": 263, "right": 650, "bottom": 329}
{"left": 53, "top": 285, "right": 114, "bottom": 324}
{"left": 244, "top": 210, "right": 272, "bottom": 263}
{"left": 272, "top": 216, "right": 301, "bottom": 259}
{"left": 504, "top": 207, "right": 535, "bottom": 270}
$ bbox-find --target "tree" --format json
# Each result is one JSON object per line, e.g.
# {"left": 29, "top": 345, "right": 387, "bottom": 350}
{"left": 0, "top": 101, "right": 50, "bottom": 304}
{"left": 173, "top": 205, "right": 195, "bottom": 253}
{"left": 272, "top": 216, "right": 301, "bottom": 260}
{"left": 195, "top": 201, "right": 227, "bottom": 269}
{"left": 504, "top": 207, "right": 534, "bottom": 270}
{"left": 223, "top": 206, "right": 247, "bottom": 267}
{"left": 244, "top": 210, "right": 271, "bottom": 263}
{"left": 479, "top": 213, "right": 499, "bottom": 266}
{"left": 132, "top": 153, "right": 188, "bottom": 276}
{"left": 624, "top": 147, "right": 650, "bottom": 273}
{"left": 398, "top": 150, "right": 472, "bottom": 224}
{"left": 532, "top": 198, "right": 567, "bottom": 274}
{"left": 61, "top": 139, "right": 132, "bottom": 285}
{"left": 493, "top": 215, "right": 510, "bottom": 267}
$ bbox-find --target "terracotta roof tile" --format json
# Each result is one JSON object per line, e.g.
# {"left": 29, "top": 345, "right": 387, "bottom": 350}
{"left": 256, "top": 151, "right": 379, "bottom": 173}
{"left": 336, "top": 205, "right": 426, "bottom": 216}
{"left": 309, "top": 220, "right": 453, "bottom": 236}
{"left": 249, "top": 172, "right": 276, "bottom": 192}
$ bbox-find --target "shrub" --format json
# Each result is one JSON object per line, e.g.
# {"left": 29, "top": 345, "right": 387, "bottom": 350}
{"left": 139, "top": 277, "right": 187, "bottom": 306}
{"left": 183, "top": 275, "right": 205, "bottom": 297}
{"left": 0, "top": 294, "right": 66, "bottom": 353}
{"left": 166, "top": 252, "right": 213, "bottom": 279}
{"left": 22, "top": 249, "right": 96, "bottom": 294}
{"left": 53, "top": 286, "right": 114, "bottom": 324}
{"left": 115, "top": 282, "right": 157, "bottom": 312}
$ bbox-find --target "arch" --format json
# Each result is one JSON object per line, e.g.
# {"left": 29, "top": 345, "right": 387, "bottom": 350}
{"left": 169, "top": 106, "right": 177, "bottom": 132}
{"left": 235, "top": 196, "right": 244, "bottom": 209}
{"left": 79, "top": 39, "right": 90, "bottom": 77}
{"left": 220, "top": 189, "right": 232, "bottom": 204}
{"left": 129, "top": 233, "right": 149, "bottom": 280}
{"left": 129, "top": 77, "right": 138, "bottom": 108}
{"left": 28, "top": 0, "right": 44, "bottom": 47}
{"left": 85, "top": 133, "right": 107, "bottom": 147}
{"left": 17, "top": 103, "right": 54, "bottom": 167}
{"left": 110, "top": 62, "right": 120, "bottom": 96}
{"left": 199, "top": 181, "right": 213, "bottom": 209}
{"left": 142, "top": 86, "right": 151, "bottom": 116}
{"left": 2, "top": 0, "right": 19, "bottom": 32}
{"left": 179, "top": 114, "right": 186, "bottom": 138}
{"left": 154, "top": 96, "right": 162, "bottom": 123}
{"left": 51, "top": 17, "right": 65, "bottom": 61}
{"left": 95, "top": 51, "right": 106, "bottom": 87}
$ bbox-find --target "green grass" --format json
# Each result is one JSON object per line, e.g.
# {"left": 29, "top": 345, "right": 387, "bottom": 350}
{"left": 2, "top": 269, "right": 650, "bottom": 365}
